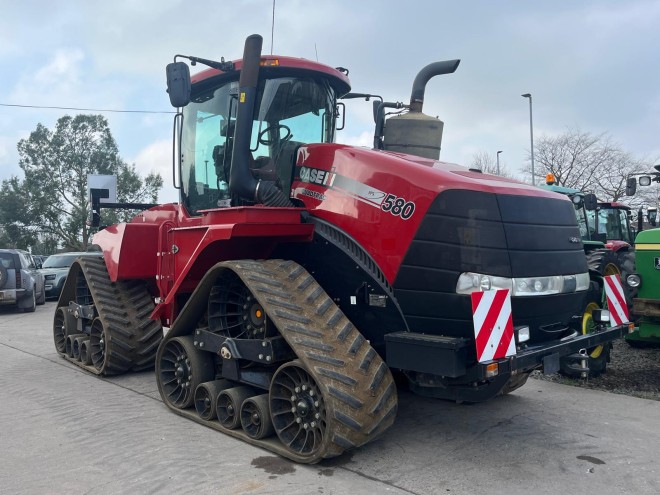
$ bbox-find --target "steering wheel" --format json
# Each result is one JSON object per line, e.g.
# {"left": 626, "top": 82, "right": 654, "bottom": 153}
{"left": 257, "top": 124, "right": 292, "bottom": 146}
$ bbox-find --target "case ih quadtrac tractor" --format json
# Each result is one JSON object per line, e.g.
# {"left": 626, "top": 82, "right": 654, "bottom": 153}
{"left": 53, "top": 35, "right": 629, "bottom": 463}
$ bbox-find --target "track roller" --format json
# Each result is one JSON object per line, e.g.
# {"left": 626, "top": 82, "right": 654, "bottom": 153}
{"left": 66, "top": 333, "right": 86, "bottom": 359}
{"left": 72, "top": 336, "right": 88, "bottom": 361}
{"left": 79, "top": 339, "right": 92, "bottom": 365}
{"left": 217, "top": 386, "right": 254, "bottom": 429}
{"left": 158, "top": 336, "right": 215, "bottom": 409}
{"left": 194, "top": 380, "right": 232, "bottom": 421}
{"left": 241, "top": 394, "right": 275, "bottom": 440}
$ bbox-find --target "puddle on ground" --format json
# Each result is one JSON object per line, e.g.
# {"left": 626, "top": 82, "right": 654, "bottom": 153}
{"left": 251, "top": 456, "right": 296, "bottom": 476}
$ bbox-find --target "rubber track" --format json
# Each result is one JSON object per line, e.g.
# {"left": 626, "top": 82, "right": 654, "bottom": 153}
{"left": 161, "top": 259, "right": 398, "bottom": 464}
{"left": 55, "top": 257, "right": 163, "bottom": 375}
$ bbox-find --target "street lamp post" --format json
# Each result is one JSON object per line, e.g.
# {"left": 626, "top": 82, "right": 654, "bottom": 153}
{"left": 496, "top": 150, "right": 503, "bottom": 175}
{"left": 521, "top": 93, "right": 535, "bottom": 185}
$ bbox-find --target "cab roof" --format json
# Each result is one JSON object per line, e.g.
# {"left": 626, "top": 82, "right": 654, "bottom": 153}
{"left": 191, "top": 55, "right": 351, "bottom": 97}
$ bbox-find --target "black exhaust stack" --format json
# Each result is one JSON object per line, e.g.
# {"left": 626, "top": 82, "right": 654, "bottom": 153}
{"left": 230, "top": 34, "right": 293, "bottom": 207}
{"left": 409, "top": 60, "right": 460, "bottom": 113}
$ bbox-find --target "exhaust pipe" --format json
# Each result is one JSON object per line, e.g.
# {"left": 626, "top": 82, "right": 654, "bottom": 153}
{"left": 382, "top": 59, "right": 461, "bottom": 160}
{"left": 229, "top": 34, "right": 262, "bottom": 201}
{"left": 409, "top": 60, "right": 460, "bottom": 113}
{"left": 229, "top": 34, "right": 293, "bottom": 207}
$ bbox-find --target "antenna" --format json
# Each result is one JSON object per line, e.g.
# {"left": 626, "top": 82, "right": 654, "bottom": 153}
{"left": 315, "top": 43, "right": 318, "bottom": 62}
{"left": 270, "top": 0, "right": 276, "bottom": 55}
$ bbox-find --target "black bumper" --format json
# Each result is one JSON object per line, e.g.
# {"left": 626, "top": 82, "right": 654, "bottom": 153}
{"left": 385, "top": 323, "right": 631, "bottom": 380}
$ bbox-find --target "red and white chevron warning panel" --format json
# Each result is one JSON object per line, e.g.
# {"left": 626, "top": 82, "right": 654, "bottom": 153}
{"left": 604, "top": 274, "right": 629, "bottom": 325}
{"left": 471, "top": 289, "right": 516, "bottom": 363}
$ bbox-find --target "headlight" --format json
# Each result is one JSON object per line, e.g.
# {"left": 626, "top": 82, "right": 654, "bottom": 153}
{"left": 456, "top": 272, "right": 590, "bottom": 296}
{"left": 626, "top": 273, "right": 641, "bottom": 288}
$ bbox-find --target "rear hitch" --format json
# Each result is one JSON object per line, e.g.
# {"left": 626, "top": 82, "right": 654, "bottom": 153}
{"left": 561, "top": 349, "right": 590, "bottom": 378}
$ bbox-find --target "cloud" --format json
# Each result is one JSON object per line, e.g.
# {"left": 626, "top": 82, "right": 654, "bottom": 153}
{"left": 129, "top": 139, "right": 179, "bottom": 203}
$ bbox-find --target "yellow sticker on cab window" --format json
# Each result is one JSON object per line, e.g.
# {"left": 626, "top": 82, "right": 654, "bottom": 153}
{"left": 240, "top": 92, "right": 246, "bottom": 103}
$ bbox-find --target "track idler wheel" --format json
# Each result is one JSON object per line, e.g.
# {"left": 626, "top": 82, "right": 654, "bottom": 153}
{"left": 65, "top": 333, "right": 86, "bottom": 359}
{"left": 53, "top": 307, "right": 76, "bottom": 354}
{"left": 194, "top": 379, "right": 232, "bottom": 421}
{"left": 158, "top": 336, "right": 215, "bottom": 409}
{"left": 79, "top": 339, "right": 93, "bottom": 365}
{"left": 216, "top": 386, "right": 254, "bottom": 429}
{"left": 89, "top": 318, "right": 107, "bottom": 372}
{"left": 241, "top": 393, "right": 275, "bottom": 439}
{"left": 270, "top": 360, "right": 327, "bottom": 457}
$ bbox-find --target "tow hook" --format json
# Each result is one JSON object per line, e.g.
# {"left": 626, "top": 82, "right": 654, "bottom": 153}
{"left": 579, "top": 348, "right": 588, "bottom": 379}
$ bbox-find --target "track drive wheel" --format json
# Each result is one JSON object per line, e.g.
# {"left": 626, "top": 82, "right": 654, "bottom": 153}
{"left": 270, "top": 360, "right": 331, "bottom": 460}
{"left": 158, "top": 336, "right": 215, "bottom": 409}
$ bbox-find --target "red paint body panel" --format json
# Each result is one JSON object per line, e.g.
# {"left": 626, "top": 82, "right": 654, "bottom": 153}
{"left": 291, "top": 143, "right": 568, "bottom": 284}
{"left": 92, "top": 204, "right": 313, "bottom": 325}
{"left": 605, "top": 240, "right": 632, "bottom": 252}
{"left": 191, "top": 55, "right": 351, "bottom": 94}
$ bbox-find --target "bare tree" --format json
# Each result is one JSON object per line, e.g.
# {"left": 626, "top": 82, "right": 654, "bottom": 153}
{"left": 523, "top": 127, "right": 655, "bottom": 204}
{"left": 469, "top": 150, "right": 516, "bottom": 178}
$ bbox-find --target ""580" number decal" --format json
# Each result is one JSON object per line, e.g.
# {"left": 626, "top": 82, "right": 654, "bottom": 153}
{"left": 381, "top": 194, "right": 415, "bottom": 220}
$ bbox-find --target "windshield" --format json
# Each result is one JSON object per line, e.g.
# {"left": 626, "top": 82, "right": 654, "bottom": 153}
{"left": 42, "top": 254, "right": 79, "bottom": 269}
{"left": 181, "top": 75, "right": 337, "bottom": 214}
{"left": 595, "top": 208, "right": 632, "bottom": 243}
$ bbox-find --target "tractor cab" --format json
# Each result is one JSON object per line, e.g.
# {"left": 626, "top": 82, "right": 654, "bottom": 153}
{"left": 587, "top": 202, "right": 634, "bottom": 248}
{"left": 169, "top": 54, "right": 350, "bottom": 215}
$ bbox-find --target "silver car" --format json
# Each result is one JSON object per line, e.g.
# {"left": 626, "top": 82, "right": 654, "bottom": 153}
{"left": 40, "top": 252, "right": 103, "bottom": 300}
{"left": 0, "top": 249, "right": 46, "bottom": 312}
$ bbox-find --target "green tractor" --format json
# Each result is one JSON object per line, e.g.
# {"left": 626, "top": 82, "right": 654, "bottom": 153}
{"left": 539, "top": 177, "right": 628, "bottom": 376}
{"left": 625, "top": 228, "right": 660, "bottom": 346}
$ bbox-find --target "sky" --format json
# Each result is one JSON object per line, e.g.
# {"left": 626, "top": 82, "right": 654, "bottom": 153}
{"left": 1, "top": 0, "right": 659, "bottom": 204}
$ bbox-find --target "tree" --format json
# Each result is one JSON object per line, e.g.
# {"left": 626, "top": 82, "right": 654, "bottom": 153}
{"left": 525, "top": 127, "right": 654, "bottom": 203}
{"left": 2, "top": 114, "right": 162, "bottom": 251}
{"left": 469, "top": 150, "right": 516, "bottom": 179}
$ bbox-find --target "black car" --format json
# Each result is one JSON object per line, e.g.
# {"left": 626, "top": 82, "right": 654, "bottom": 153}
{"left": 0, "top": 249, "right": 46, "bottom": 312}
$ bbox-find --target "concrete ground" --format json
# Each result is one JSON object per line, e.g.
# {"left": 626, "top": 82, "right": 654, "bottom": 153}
{"left": 0, "top": 302, "right": 658, "bottom": 494}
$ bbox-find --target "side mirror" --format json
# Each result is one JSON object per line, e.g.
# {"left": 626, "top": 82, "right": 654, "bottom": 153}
{"left": 639, "top": 175, "right": 652, "bottom": 187}
{"left": 166, "top": 62, "right": 191, "bottom": 108}
{"left": 625, "top": 177, "right": 637, "bottom": 196}
{"left": 583, "top": 193, "right": 598, "bottom": 211}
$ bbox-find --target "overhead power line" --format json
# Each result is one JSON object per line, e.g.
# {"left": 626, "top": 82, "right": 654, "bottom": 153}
{"left": 0, "top": 103, "right": 175, "bottom": 114}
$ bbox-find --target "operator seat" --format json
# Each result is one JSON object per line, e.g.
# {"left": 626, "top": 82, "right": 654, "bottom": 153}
{"left": 274, "top": 140, "right": 303, "bottom": 193}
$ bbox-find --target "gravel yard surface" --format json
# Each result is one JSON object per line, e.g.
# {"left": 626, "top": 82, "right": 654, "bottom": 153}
{"left": 531, "top": 339, "right": 660, "bottom": 401}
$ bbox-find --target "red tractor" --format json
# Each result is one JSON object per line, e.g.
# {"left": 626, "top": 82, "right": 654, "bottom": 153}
{"left": 53, "top": 35, "right": 628, "bottom": 463}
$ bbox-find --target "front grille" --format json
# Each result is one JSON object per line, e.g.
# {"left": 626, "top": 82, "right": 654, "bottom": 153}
{"left": 393, "top": 190, "right": 586, "bottom": 342}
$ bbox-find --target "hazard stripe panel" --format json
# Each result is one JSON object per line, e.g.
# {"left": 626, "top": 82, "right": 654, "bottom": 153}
{"left": 604, "top": 274, "right": 629, "bottom": 326}
{"left": 471, "top": 289, "right": 516, "bottom": 363}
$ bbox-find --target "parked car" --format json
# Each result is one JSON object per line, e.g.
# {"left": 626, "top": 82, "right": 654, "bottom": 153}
{"left": 0, "top": 249, "right": 46, "bottom": 312}
{"left": 40, "top": 252, "right": 103, "bottom": 300}
{"left": 32, "top": 255, "right": 48, "bottom": 267}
